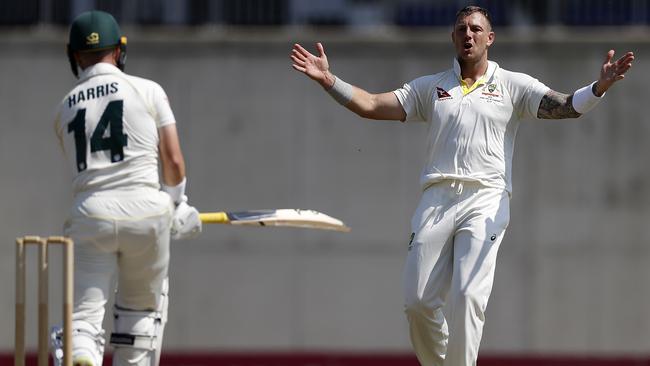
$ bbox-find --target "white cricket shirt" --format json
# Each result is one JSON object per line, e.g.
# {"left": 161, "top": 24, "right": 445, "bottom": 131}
{"left": 55, "top": 63, "right": 176, "bottom": 194}
{"left": 394, "top": 59, "right": 549, "bottom": 193}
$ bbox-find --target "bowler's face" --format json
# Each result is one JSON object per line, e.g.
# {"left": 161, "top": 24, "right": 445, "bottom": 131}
{"left": 452, "top": 12, "right": 494, "bottom": 63}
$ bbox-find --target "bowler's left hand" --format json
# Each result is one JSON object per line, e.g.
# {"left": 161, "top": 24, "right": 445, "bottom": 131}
{"left": 594, "top": 50, "right": 634, "bottom": 96}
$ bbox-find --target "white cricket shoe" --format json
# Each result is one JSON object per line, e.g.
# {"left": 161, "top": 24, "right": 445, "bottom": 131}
{"left": 73, "top": 354, "right": 96, "bottom": 366}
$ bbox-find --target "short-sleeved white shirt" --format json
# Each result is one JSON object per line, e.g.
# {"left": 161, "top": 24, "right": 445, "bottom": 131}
{"left": 55, "top": 63, "right": 176, "bottom": 194}
{"left": 394, "top": 58, "right": 549, "bottom": 193}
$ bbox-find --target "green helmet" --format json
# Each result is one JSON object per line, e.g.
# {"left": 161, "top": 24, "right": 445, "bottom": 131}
{"left": 67, "top": 10, "right": 127, "bottom": 77}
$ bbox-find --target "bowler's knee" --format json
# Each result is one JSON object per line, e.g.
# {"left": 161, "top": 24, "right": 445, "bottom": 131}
{"left": 453, "top": 288, "right": 487, "bottom": 322}
{"left": 404, "top": 293, "right": 443, "bottom": 320}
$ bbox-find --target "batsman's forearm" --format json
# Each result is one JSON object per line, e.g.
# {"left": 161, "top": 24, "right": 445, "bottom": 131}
{"left": 160, "top": 147, "right": 185, "bottom": 185}
{"left": 158, "top": 124, "right": 186, "bottom": 186}
{"left": 161, "top": 163, "right": 185, "bottom": 186}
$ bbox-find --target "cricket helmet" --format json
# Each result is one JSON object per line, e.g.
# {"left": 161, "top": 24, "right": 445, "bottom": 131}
{"left": 67, "top": 10, "right": 127, "bottom": 77}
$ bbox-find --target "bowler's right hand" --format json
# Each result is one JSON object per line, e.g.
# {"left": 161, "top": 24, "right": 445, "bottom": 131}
{"left": 291, "top": 43, "right": 336, "bottom": 89}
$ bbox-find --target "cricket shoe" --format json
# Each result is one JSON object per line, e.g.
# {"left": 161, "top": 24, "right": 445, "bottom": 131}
{"left": 73, "top": 354, "right": 96, "bottom": 366}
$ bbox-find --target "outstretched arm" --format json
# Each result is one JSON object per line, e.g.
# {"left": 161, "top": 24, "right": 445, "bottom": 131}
{"left": 291, "top": 42, "right": 406, "bottom": 121}
{"left": 537, "top": 50, "right": 634, "bottom": 119}
{"left": 537, "top": 90, "right": 580, "bottom": 119}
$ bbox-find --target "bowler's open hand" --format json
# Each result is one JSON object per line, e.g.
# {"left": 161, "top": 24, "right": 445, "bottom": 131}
{"left": 291, "top": 43, "right": 335, "bottom": 88}
{"left": 594, "top": 50, "right": 634, "bottom": 96}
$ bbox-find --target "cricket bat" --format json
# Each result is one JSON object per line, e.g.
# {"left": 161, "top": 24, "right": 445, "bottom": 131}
{"left": 199, "top": 209, "right": 350, "bottom": 232}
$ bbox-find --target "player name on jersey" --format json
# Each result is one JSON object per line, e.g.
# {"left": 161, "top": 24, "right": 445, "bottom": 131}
{"left": 68, "top": 82, "right": 119, "bottom": 108}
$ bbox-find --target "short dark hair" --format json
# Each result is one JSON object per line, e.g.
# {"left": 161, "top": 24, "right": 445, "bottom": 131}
{"left": 455, "top": 6, "right": 492, "bottom": 28}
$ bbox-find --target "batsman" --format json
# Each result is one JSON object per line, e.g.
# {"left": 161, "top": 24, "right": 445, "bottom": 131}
{"left": 54, "top": 10, "right": 201, "bottom": 366}
{"left": 291, "top": 5, "right": 634, "bottom": 366}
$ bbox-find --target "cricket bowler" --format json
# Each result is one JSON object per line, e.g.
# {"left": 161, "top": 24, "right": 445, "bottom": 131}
{"left": 290, "top": 5, "right": 634, "bottom": 366}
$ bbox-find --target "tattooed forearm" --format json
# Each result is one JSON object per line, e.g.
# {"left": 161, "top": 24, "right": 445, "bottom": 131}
{"left": 536, "top": 90, "right": 581, "bottom": 119}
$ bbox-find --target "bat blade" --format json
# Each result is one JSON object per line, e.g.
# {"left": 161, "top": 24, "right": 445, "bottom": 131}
{"left": 199, "top": 209, "right": 350, "bottom": 232}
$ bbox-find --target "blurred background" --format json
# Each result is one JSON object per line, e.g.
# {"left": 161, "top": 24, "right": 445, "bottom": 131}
{"left": 3, "top": 0, "right": 650, "bottom": 26}
{"left": 1, "top": 0, "right": 649, "bottom": 365}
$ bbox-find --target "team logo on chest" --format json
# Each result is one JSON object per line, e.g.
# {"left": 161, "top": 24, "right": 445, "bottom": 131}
{"left": 480, "top": 83, "right": 503, "bottom": 104}
{"left": 436, "top": 87, "right": 453, "bottom": 100}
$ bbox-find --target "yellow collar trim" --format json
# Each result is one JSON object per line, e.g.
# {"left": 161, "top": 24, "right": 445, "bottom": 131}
{"left": 460, "top": 75, "right": 486, "bottom": 95}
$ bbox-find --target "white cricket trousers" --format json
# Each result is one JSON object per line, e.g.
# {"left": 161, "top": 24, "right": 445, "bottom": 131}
{"left": 63, "top": 187, "right": 174, "bottom": 364}
{"left": 403, "top": 180, "right": 510, "bottom": 366}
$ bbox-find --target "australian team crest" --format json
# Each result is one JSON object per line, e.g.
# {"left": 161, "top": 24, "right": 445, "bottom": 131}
{"left": 86, "top": 32, "right": 99, "bottom": 45}
{"left": 480, "top": 83, "right": 502, "bottom": 103}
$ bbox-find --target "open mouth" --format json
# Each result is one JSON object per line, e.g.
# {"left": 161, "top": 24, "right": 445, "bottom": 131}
{"left": 463, "top": 42, "right": 472, "bottom": 50}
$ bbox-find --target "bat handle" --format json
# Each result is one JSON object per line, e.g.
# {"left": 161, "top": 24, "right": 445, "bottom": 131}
{"left": 199, "top": 212, "right": 229, "bottom": 224}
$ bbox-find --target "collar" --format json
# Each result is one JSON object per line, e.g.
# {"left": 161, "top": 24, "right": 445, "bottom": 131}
{"left": 453, "top": 58, "right": 498, "bottom": 95}
{"left": 78, "top": 62, "right": 122, "bottom": 82}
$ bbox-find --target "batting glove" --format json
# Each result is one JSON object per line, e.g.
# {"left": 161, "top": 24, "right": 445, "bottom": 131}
{"left": 170, "top": 195, "right": 202, "bottom": 240}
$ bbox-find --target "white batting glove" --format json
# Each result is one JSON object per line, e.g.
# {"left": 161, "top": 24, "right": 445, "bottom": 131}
{"left": 170, "top": 196, "right": 202, "bottom": 240}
